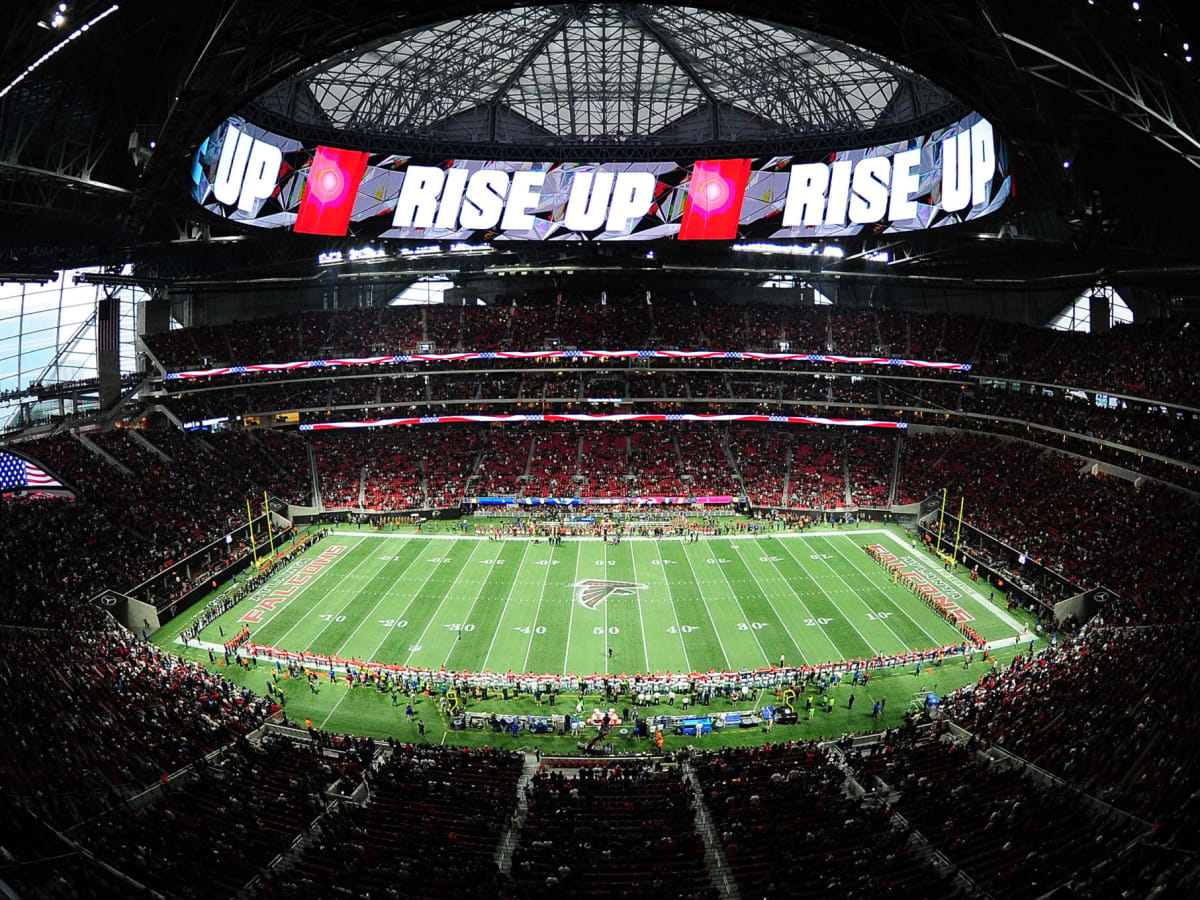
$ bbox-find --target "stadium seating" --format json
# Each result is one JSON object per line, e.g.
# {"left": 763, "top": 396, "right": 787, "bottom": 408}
{"left": 694, "top": 742, "right": 935, "bottom": 898}
{"left": 787, "top": 435, "right": 847, "bottom": 509}
{"left": 943, "top": 625, "right": 1200, "bottom": 844}
{"left": 0, "top": 627, "right": 273, "bottom": 828}
{"left": 81, "top": 736, "right": 348, "bottom": 898}
{"left": 144, "top": 304, "right": 1200, "bottom": 413}
{"left": 730, "top": 428, "right": 789, "bottom": 506}
{"left": 512, "top": 763, "right": 714, "bottom": 899}
{"left": 845, "top": 730, "right": 1156, "bottom": 898}
{"left": 313, "top": 436, "right": 366, "bottom": 508}
{"left": 261, "top": 745, "right": 522, "bottom": 900}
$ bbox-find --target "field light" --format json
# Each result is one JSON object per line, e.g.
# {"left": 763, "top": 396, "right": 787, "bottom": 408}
{"left": 6, "top": 5, "right": 118, "bottom": 99}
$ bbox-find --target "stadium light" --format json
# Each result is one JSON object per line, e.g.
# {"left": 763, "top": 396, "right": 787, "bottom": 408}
{"left": 3, "top": 5, "right": 118, "bottom": 99}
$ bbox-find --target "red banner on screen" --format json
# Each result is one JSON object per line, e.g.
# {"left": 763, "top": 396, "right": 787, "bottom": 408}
{"left": 678, "top": 158, "right": 752, "bottom": 240}
{"left": 294, "top": 146, "right": 370, "bottom": 236}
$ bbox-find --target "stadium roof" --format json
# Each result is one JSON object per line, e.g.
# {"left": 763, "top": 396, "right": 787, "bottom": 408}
{"left": 247, "top": 4, "right": 963, "bottom": 149}
{"left": 0, "top": 0, "right": 1198, "bottom": 292}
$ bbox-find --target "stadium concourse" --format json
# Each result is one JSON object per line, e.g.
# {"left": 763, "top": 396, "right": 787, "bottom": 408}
{"left": 4, "top": 0, "right": 1200, "bottom": 897}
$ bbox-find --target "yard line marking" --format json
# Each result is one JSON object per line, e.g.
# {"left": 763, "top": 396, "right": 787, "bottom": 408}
{"left": 651, "top": 539, "right": 694, "bottom": 674}
{"left": 719, "top": 539, "right": 808, "bottom": 666}
{"left": 804, "top": 536, "right": 913, "bottom": 648}
{"left": 742, "top": 537, "right": 846, "bottom": 662}
{"left": 402, "top": 540, "right": 489, "bottom": 668}
{"left": 821, "top": 535, "right": 952, "bottom": 646}
{"left": 327, "top": 542, "right": 430, "bottom": 657}
{"left": 305, "top": 541, "right": 428, "bottom": 650}
{"left": 675, "top": 542, "right": 736, "bottom": 670}
{"left": 319, "top": 547, "right": 463, "bottom": 730}
{"left": 219, "top": 533, "right": 371, "bottom": 636}
{"left": 268, "top": 536, "right": 382, "bottom": 648}
{"left": 627, "top": 543, "right": 651, "bottom": 673}
{"left": 327, "top": 528, "right": 897, "bottom": 542}
{"left": 472, "top": 540, "right": 530, "bottom": 671}
{"left": 521, "top": 543, "right": 558, "bottom": 674}
{"left": 772, "top": 538, "right": 883, "bottom": 657}
{"left": 562, "top": 538, "right": 583, "bottom": 675}
{"left": 603, "top": 540, "right": 610, "bottom": 675}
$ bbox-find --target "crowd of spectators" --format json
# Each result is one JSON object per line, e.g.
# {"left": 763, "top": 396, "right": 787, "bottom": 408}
{"left": 362, "top": 435, "right": 425, "bottom": 510}
{"left": 694, "top": 742, "right": 935, "bottom": 898}
{"left": 577, "top": 433, "right": 630, "bottom": 498}
{"left": 260, "top": 744, "right": 522, "bottom": 899}
{"left": 525, "top": 432, "right": 580, "bottom": 495}
{"left": 473, "top": 432, "right": 533, "bottom": 496}
{"left": 895, "top": 431, "right": 1199, "bottom": 607}
{"left": 676, "top": 432, "right": 738, "bottom": 496}
{"left": 80, "top": 735, "right": 345, "bottom": 898}
{"left": 787, "top": 435, "right": 847, "bottom": 509}
{"left": 959, "top": 385, "right": 1200, "bottom": 464}
{"left": 3, "top": 429, "right": 305, "bottom": 617}
{"left": 0, "top": 627, "right": 274, "bottom": 828}
{"left": 145, "top": 302, "right": 1200, "bottom": 413}
{"left": 421, "top": 430, "right": 484, "bottom": 507}
{"left": 943, "top": 625, "right": 1200, "bottom": 848}
{"left": 313, "top": 435, "right": 366, "bottom": 508}
{"left": 512, "top": 762, "right": 713, "bottom": 899}
{"left": 830, "top": 311, "right": 878, "bottom": 355}
{"left": 844, "top": 732, "right": 1152, "bottom": 899}
{"left": 847, "top": 435, "right": 895, "bottom": 507}
{"left": 730, "top": 429, "right": 790, "bottom": 506}
{"left": 628, "top": 430, "right": 687, "bottom": 496}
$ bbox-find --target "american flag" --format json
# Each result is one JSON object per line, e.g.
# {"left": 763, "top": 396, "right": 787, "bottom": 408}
{"left": 0, "top": 452, "right": 61, "bottom": 489}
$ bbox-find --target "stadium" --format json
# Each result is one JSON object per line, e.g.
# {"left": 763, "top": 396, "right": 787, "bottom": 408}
{"left": 0, "top": 0, "right": 1198, "bottom": 896}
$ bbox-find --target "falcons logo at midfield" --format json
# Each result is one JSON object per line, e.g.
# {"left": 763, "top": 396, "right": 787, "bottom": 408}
{"left": 573, "top": 580, "right": 647, "bottom": 610}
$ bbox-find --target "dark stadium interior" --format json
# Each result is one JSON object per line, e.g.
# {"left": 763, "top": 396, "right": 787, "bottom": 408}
{"left": 1, "top": 1, "right": 1200, "bottom": 898}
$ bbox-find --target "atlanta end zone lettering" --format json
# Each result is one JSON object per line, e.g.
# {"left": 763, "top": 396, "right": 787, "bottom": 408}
{"left": 240, "top": 545, "right": 348, "bottom": 622}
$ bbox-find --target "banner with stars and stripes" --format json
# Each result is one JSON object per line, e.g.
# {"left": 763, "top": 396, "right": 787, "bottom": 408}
{"left": 0, "top": 452, "right": 61, "bottom": 490}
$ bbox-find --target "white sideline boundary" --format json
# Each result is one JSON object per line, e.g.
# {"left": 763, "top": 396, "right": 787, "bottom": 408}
{"left": 328, "top": 527, "right": 891, "bottom": 542}
{"left": 177, "top": 527, "right": 1039, "bottom": 662}
{"left": 177, "top": 632, "right": 1028, "bottom": 672}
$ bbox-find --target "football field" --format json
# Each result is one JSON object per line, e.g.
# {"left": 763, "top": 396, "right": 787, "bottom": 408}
{"left": 191, "top": 526, "right": 1023, "bottom": 676}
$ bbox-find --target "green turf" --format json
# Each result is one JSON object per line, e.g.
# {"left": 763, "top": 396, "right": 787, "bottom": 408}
{"left": 187, "top": 524, "right": 1026, "bottom": 676}
{"left": 158, "top": 521, "right": 1042, "bottom": 744}
{"left": 183, "top": 639, "right": 1029, "bottom": 751}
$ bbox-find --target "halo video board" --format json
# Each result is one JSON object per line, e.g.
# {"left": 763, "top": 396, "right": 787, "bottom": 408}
{"left": 192, "top": 111, "right": 1011, "bottom": 241}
